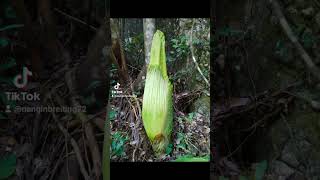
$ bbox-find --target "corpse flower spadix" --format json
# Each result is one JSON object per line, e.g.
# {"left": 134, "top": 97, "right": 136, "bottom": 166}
{"left": 142, "top": 30, "right": 173, "bottom": 155}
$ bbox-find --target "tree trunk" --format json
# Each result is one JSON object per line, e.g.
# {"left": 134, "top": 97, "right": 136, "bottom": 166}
{"left": 75, "top": 22, "right": 110, "bottom": 107}
{"left": 132, "top": 19, "right": 155, "bottom": 91}
{"left": 111, "top": 19, "right": 130, "bottom": 85}
{"left": 143, "top": 18, "right": 155, "bottom": 64}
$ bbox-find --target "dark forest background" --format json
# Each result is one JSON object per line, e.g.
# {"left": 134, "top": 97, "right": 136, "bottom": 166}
{"left": 212, "top": 0, "right": 320, "bottom": 179}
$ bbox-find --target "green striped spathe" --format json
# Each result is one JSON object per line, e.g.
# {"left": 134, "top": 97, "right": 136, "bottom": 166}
{"left": 142, "top": 30, "right": 173, "bottom": 155}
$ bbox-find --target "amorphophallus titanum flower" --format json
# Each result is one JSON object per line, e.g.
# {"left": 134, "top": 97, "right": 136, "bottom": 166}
{"left": 142, "top": 30, "right": 173, "bottom": 155}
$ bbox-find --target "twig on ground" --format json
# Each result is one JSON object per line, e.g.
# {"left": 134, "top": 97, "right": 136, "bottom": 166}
{"left": 48, "top": 147, "right": 65, "bottom": 180}
{"left": 82, "top": 125, "right": 92, "bottom": 177}
{"left": 226, "top": 125, "right": 257, "bottom": 159}
{"left": 65, "top": 70, "right": 102, "bottom": 179}
{"left": 127, "top": 99, "right": 140, "bottom": 162}
{"left": 51, "top": 109, "right": 90, "bottom": 180}
{"left": 65, "top": 121, "right": 70, "bottom": 179}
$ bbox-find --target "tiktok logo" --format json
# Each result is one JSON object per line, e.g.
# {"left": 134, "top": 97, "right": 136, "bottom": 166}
{"left": 114, "top": 83, "right": 120, "bottom": 90}
{"left": 13, "top": 67, "right": 32, "bottom": 89}
{"left": 111, "top": 82, "right": 124, "bottom": 98}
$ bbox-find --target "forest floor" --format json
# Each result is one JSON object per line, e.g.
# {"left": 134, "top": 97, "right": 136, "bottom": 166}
{"left": 109, "top": 87, "right": 210, "bottom": 162}
{"left": 212, "top": 0, "right": 320, "bottom": 179}
{"left": 0, "top": 1, "right": 108, "bottom": 179}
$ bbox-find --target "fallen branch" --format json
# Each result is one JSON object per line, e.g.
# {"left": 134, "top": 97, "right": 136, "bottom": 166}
{"left": 51, "top": 110, "right": 90, "bottom": 180}
{"left": 65, "top": 70, "right": 102, "bottom": 180}
{"left": 269, "top": 0, "right": 320, "bottom": 81}
{"left": 126, "top": 96, "right": 141, "bottom": 162}
{"left": 84, "top": 122, "right": 101, "bottom": 179}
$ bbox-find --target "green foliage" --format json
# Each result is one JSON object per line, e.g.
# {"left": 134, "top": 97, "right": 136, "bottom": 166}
{"left": 108, "top": 109, "right": 117, "bottom": 121}
{"left": 292, "top": 26, "right": 318, "bottom": 49}
{"left": 176, "top": 113, "right": 195, "bottom": 123}
{"left": 176, "top": 132, "right": 187, "bottom": 151}
{"left": 133, "top": 90, "right": 142, "bottom": 97}
{"left": 173, "top": 154, "right": 209, "bottom": 162}
{"left": 275, "top": 39, "right": 289, "bottom": 58}
{"left": 169, "top": 20, "right": 209, "bottom": 90}
{"left": 124, "top": 33, "right": 144, "bottom": 67}
{"left": 175, "top": 112, "right": 203, "bottom": 156}
{"left": 165, "top": 143, "right": 173, "bottom": 155}
{"left": 124, "top": 33, "right": 143, "bottom": 53}
{"left": 0, "top": 38, "right": 9, "bottom": 48}
{"left": 192, "top": 36, "right": 210, "bottom": 52}
{"left": 171, "top": 68, "right": 192, "bottom": 81}
{"left": 0, "top": 1, "right": 23, "bottom": 52}
{"left": 186, "top": 112, "right": 195, "bottom": 122}
{"left": 5, "top": 6, "right": 16, "bottom": 19}
{"left": 218, "top": 27, "right": 244, "bottom": 37}
{"left": 301, "top": 31, "right": 317, "bottom": 49}
{"left": 175, "top": 130, "right": 201, "bottom": 156}
{"left": 82, "top": 80, "right": 104, "bottom": 109}
{"left": 169, "top": 35, "right": 189, "bottom": 62}
{"left": 255, "top": 160, "right": 267, "bottom": 180}
{"left": 83, "top": 94, "right": 96, "bottom": 107}
{"left": 0, "top": 57, "right": 16, "bottom": 71}
{"left": 0, "top": 2, "right": 27, "bottom": 119}
{"left": 0, "top": 154, "right": 16, "bottom": 179}
{"left": 219, "top": 176, "right": 229, "bottom": 180}
{"left": 111, "top": 132, "right": 128, "bottom": 157}
{"left": 239, "top": 176, "right": 249, "bottom": 180}
{"left": 275, "top": 27, "right": 318, "bottom": 60}
{"left": 0, "top": 1, "right": 24, "bottom": 118}
{"left": 0, "top": 77, "right": 13, "bottom": 85}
